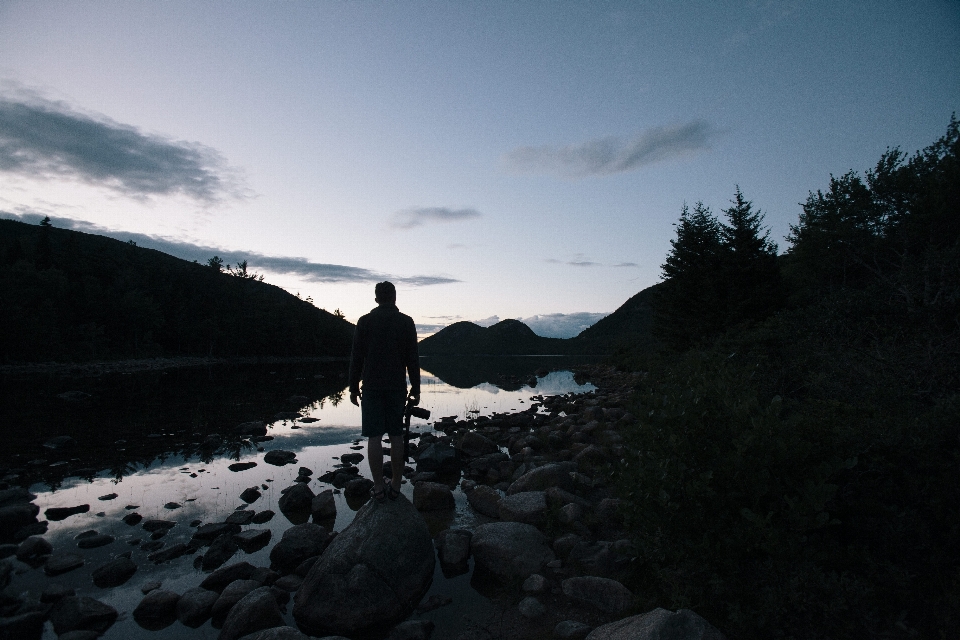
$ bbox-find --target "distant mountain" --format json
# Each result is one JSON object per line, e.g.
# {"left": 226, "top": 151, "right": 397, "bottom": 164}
{"left": 0, "top": 218, "right": 354, "bottom": 363}
{"left": 418, "top": 284, "right": 660, "bottom": 355}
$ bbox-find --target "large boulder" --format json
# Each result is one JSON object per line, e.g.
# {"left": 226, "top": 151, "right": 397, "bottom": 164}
{"left": 133, "top": 589, "right": 181, "bottom": 630}
{"left": 91, "top": 556, "right": 137, "bottom": 588}
{"left": 212, "top": 579, "right": 261, "bottom": 627}
{"left": 49, "top": 596, "right": 118, "bottom": 635}
{"left": 219, "top": 586, "right": 285, "bottom": 640}
{"left": 0, "top": 503, "right": 41, "bottom": 538}
{"left": 293, "top": 494, "right": 435, "bottom": 637}
{"left": 264, "top": 450, "right": 297, "bottom": 466}
{"left": 177, "top": 587, "right": 219, "bottom": 628}
{"left": 0, "top": 611, "right": 45, "bottom": 639}
{"left": 470, "top": 522, "right": 554, "bottom": 579}
{"left": 498, "top": 491, "right": 547, "bottom": 527}
{"left": 203, "top": 534, "right": 240, "bottom": 571}
{"left": 269, "top": 523, "right": 330, "bottom": 574}
{"left": 311, "top": 490, "right": 337, "bottom": 521}
{"left": 413, "top": 482, "right": 455, "bottom": 511}
{"left": 278, "top": 484, "right": 315, "bottom": 521}
{"left": 435, "top": 529, "right": 471, "bottom": 566}
{"left": 200, "top": 562, "right": 257, "bottom": 593}
{"left": 562, "top": 576, "right": 633, "bottom": 615}
{"left": 584, "top": 608, "right": 726, "bottom": 640}
{"left": 456, "top": 431, "right": 499, "bottom": 457}
{"left": 507, "top": 462, "right": 575, "bottom": 495}
{"left": 237, "top": 627, "right": 312, "bottom": 640}
{"left": 415, "top": 442, "right": 458, "bottom": 473}
{"left": 466, "top": 485, "right": 502, "bottom": 518}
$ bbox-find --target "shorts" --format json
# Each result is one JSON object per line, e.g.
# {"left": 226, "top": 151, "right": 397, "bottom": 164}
{"left": 361, "top": 388, "right": 406, "bottom": 438}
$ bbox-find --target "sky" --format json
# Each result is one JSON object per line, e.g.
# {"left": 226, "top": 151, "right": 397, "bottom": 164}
{"left": 0, "top": 1, "right": 957, "bottom": 338}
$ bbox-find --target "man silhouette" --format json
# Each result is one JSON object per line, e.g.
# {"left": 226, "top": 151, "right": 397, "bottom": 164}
{"left": 349, "top": 281, "right": 420, "bottom": 501}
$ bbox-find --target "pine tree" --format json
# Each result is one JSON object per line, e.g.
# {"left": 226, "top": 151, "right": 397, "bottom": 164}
{"left": 720, "top": 187, "right": 781, "bottom": 325}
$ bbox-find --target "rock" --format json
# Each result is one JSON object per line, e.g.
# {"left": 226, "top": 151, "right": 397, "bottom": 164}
{"left": 344, "top": 477, "right": 374, "bottom": 500}
{"left": 507, "top": 462, "right": 575, "bottom": 495}
{"left": 594, "top": 499, "right": 623, "bottom": 525}
{"left": 387, "top": 619, "right": 435, "bottom": 640}
{"left": 274, "top": 574, "right": 303, "bottom": 591}
{"left": 229, "top": 462, "right": 258, "bottom": 472}
{"left": 195, "top": 523, "right": 243, "bottom": 541}
{"left": 226, "top": 510, "right": 255, "bottom": 525}
{"left": 203, "top": 534, "right": 239, "bottom": 571}
{"left": 41, "top": 583, "right": 75, "bottom": 603}
{"left": 0, "top": 543, "right": 15, "bottom": 558}
{"left": 44, "top": 435, "right": 78, "bottom": 450}
{"left": 50, "top": 596, "right": 118, "bottom": 635}
{"left": 44, "top": 504, "right": 88, "bottom": 522}
{"left": 278, "top": 483, "right": 315, "bottom": 520}
{"left": 133, "top": 589, "right": 181, "bottom": 630}
{"left": 435, "top": 529, "right": 471, "bottom": 565}
{"left": 545, "top": 487, "right": 593, "bottom": 510}
{"left": 142, "top": 519, "right": 177, "bottom": 533}
{"left": 264, "top": 450, "right": 297, "bottom": 466}
{"left": 340, "top": 453, "right": 364, "bottom": 464}
{"left": 252, "top": 510, "right": 275, "bottom": 524}
{"left": 16, "top": 536, "right": 52, "bottom": 562}
{"left": 219, "top": 586, "right": 285, "bottom": 640}
{"left": 415, "top": 594, "right": 452, "bottom": 613}
{"left": 456, "top": 431, "right": 499, "bottom": 457}
{"left": 413, "top": 481, "right": 455, "bottom": 511}
{"left": 299, "top": 467, "right": 314, "bottom": 476}
{"left": 240, "top": 488, "right": 262, "bottom": 503}
{"left": 562, "top": 576, "right": 633, "bottom": 615}
{"left": 97, "top": 492, "right": 118, "bottom": 501}
{"left": 12, "top": 520, "right": 48, "bottom": 541}
{"left": 293, "top": 495, "right": 435, "bottom": 638}
{"left": 0, "top": 611, "right": 45, "bottom": 639}
{"left": 415, "top": 442, "right": 458, "bottom": 473}
{"left": 122, "top": 512, "right": 143, "bottom": 526}
{"left": 269, "top": 523, "right": 329, "bottom": 574}
{"left": 236, "top": 421, "right": 267, "bottom": 437}
{"left": 200, "top": 561, "right": 257, "bottom": 592}
{"left": 176, "top": 587, "right": 219, "bottom": 628}
{"left": 311, "top": 491, "right": 336, "bottom": 521}
{"left": 519, "top": 596, "right": 546, "bottom": 619}
{"left": 91, "top": 556, "right": 137, "bottom": 588}
{"left": 164, "top": 502, "right": 182, "bottom": 510}
{"left": 57, "top": 631, "right": 100, "bottom": 640}
{"left": 522, "top": 573, "right": 548, "bottom": 593}
{"left": 234, "top": 529, "right": 272, "bottom": 553}
{"left": 237, "top": 625, "right": 312, "bottom": 640}
{"left": 294, "top": 556, "right": 319, "bottom": 577}
{"left": 555, "top": 620, "right": 593, "bottom": 640}
{"left": 467, "top": 484, "right": 502, "bottom": 518}
{"left": 499, "top": 491, "right": 547, "bottom": 526}
{"left": 471, "top": 522, "right": 555, "bottom": 579}
{"left": 559, "top": 503, "right": 584, "bottom": 524}
{"left": 77, "top": 534, "right": 114, "bottom": 549}
{"left": 211, "top": 579, "right": 262, "bottom": 628}
{"left": 45, "top": 552, "right": 85, "bottom": 576}
{"left": 584, "top": 608, "right": 725, "bottom": 640}
{"left": 148, "top": 542, "right": 190, "bottom": 564}
{"left": 141, "top": 581, "right": 162, "bottom": 594}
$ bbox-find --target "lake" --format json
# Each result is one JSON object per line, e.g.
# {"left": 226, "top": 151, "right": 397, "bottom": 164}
{"left": 0, "top": 355, "right": 600, "bottom": 639}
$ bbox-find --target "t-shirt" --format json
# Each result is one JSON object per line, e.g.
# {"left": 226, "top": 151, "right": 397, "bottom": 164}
{"left": 348, "top": 304, "right": 420, "bottom": 392}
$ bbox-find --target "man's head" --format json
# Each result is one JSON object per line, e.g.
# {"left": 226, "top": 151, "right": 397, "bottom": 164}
{"left": 375, "top": 281, "right": 397, "bottom": 305}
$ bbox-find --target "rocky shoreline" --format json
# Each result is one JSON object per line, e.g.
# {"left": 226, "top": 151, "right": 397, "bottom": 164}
{"left": 0, "top": 364, "right": 724, "bottom": 640}
{"left": 0, "top": 356, "right": 349, "bottom": 379}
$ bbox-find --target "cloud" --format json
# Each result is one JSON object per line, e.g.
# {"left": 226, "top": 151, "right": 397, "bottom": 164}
{"left": 473, "top": 315, "right": 501, "bottom": 327}
{"left": 613, "top": 262, "right": 638, "bottom": 267}
{"left": 391, "top": 207, "right": 482, "bottom": 230}
{"left": 520, "top": 312, "right": 609, "bottom": 339}
{"left": 546, "top": 253, "right": 600, "bottom": 267}
{"left": 0, "top": 93, "right": 245, "bottom": 202}
{"left": 504, "top": 120, "right": 715, "bottom": 177}
{"left": 0, "top": 210, "right": 458, "bottom": 286}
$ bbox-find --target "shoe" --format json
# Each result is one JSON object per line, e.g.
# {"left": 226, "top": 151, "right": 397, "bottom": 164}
{"left": 387, "top": 484, "right": 401, "bottom": 500}
{"left": 370, "top": 485, "right": 386, "bottom": 503}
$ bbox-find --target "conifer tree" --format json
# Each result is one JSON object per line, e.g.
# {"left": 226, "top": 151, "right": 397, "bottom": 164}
{"left": 720, "top": 187, "right": 781, "bottom": 325}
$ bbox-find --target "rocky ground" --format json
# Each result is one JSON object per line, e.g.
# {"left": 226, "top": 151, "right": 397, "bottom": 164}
{"left": 0, "top": 364, "right": 724, "bottom": 640}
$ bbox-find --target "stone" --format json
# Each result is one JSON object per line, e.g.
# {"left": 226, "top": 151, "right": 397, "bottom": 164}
{"left": 435, "top": 529, "right": 471, "bottom": 566}
{"left": 240, "top": 488, "right": 262, "bottom": 503}
{"left": 507, "top": 462, "right": 576, "bottom": 495}
{"left": 522, "top": 573, "right": 548, "bottom": 593}
{"left": 0, "top": 543, "right": 16, "bottom": 559}
{"left": 264, "top": 450, "right": 297, "bottom": 466}
{"left": 415, "top": 442, "right": 458, "bottom": 473}
{"left": 456, "top": 430, "right": 499, "bottom": 457}
{"left": 176, "top": 587, "right": 219, "bottom": 628}
{"left": 203, "top": 534, "right": 239, "bottom": 571}
{"left": 41, "top": 583, "right": 75, "bottom": 603}
{"left": 559, "top": 503, "right": 584, "bottom": 524}
{"left": 164, "top": 502, "right": 182, "bottom": 510}
{"left": 226, "top": 510, "right": 255, "bottom": 525}
{"left": 133, "top": 589, "right": 181, "bottom": 630}
{"left": 415, "top": 594, "right": 452, "bottom": 613}
{"left": 499, "top": 491, "right": 547, "bottom": 526}
{"left": 16, "top": 535, "right": 52, "bottom": 562}
{"left": 56, "top": 631, "right": 100, "bottom": 640}
{"left": 519, "top": 596, "right": 546, "bottom": 619}
{"left": 141, "top": 581, "right": 162, "bottom": 594}
{"left": 555, "top": 620, "right": 593, "bottom": 640}
{"left": 344, "top": 477, "right": 374, "bottom": 500}
{"left": 553, "top": 533, "right": 582, "bottom": 558}
{"left": 293, "top": 495, "right": 435, "bottom": 638}
{"left": 0, "top": 487, "right": 36, "bottom": 507}
{"left": 77, "top": 533, "right": 114, "bottom": 549}
{"left": 200, "top": 561, "right": 257, "bottom": 592}
{"left": 471, "top": 522, "right": 555, "bottom": 579}
{"left": 299, "top": 467, "right": 314, "bottom": 476}
{"left": 50, "top": 596, "right": 118, "bottom": 635}
{"left": 195, "top": 523, "right": 243, "bottom": 541}
{"left": 44, "top": 552, "right": 85, "bottom": 576}
{"left": 211, "top": 579, "right": 262, "bottom": 628}
{"left": 278, "top": 483, "right": 315, "bottom": 519}
{"left": 594, "top": 499, "right": 623, "bottom": 525}
{"left": 294, "top": 556, "right": 319, "bottom": 577}
{"left": 122, "top": 512, "right": 143, "bottom": 526}
{"left": 12, "top": 520, "right": 48, "bottom": 541}
{"left": 545, "top": 487, "right": 592, "bottom": 510}
{"left": 387, "top": 619, "right": 435, "bottom": 640}
{"left": 269, "top": 523, "right": 329, "bottom": 574}
{"left": 467, "top": 484, "right": 502, "bottom": 518}
{"left": 340, "top": 453, "right": 364, "bottom": 464}
{"left": 91, "top": 556, "right": 137, "bottom": 588}
{"left": 142, "top": 519, "right": 177, "bottom": 533}
{"left": 583, "top": 608, "right": 726, "bottom": 640}
{"left": 252, "top": 510, "right": 275, "bottom": 524}
{"left": 229, "top": 462, "right": 258, "bottom": 472}
{"left": 274, "top": 574, "right": 303, "bottom": 591}
{"left": 237, "top": 625, "right": 312, "bottom": 640}
{"left": 413, "top": 481, "right": 455, "bottom": 511}
{"left": 311, "top": 490, "right": 337, "bottom": 521}
{"left": 219, "top": 586, "right": 286, "bottom": 640}
{"left": 44, "top": 504, "right": 88, "bottom": 522}
{"left": 0, "top": 611, "right": 45, "bottom": 639}
{"left": 234, "top": 529, "right": 272, "bottom": 553}
{"left": 562, "top": 576, "right": 633, "bottom": 615}
{"left": 149, "top": 542, "right": 190, "bottom": 564}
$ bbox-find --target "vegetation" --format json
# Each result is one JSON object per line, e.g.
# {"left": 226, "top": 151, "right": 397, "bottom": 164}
{"left": 0, "top": 220, "right": 354, "bottom": 362}
{"left": 613, "top": 118, "right": 959, "bottom": 638}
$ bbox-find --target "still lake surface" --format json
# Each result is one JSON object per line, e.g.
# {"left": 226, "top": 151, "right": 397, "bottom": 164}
{"left": 0, "top": 356, "right": 600, "bottom": 639}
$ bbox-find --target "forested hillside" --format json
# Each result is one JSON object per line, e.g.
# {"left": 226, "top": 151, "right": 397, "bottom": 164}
{"left": 0, "top": 219, "right": 354, "bottom": 363}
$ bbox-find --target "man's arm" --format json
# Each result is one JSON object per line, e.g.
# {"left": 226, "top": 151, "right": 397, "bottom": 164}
{"left": 405, "top": 316, "right": 420, "bottom": 405}
{"left": 348, "top": 318, "right": 365, "bottom": 406}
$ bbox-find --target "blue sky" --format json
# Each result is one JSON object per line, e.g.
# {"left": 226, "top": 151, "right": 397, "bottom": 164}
{"left": 1, "top": 1, "right": 957, "bottom": 337}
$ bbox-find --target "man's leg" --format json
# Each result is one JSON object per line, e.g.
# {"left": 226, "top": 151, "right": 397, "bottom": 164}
{"left": 389, "top": 438, "right": 403, "bottom": 492}
{"left": 369, "top": 435, "right": 385, "bottom": 494}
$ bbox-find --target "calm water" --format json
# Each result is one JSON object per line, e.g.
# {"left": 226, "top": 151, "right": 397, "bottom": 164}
{"left": 0, "top": 356, "right": 598, "bottom": 639}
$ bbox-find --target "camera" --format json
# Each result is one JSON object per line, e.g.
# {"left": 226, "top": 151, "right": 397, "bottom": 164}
{"left": 406, "top": 405, "right": 430, "bottom": 420}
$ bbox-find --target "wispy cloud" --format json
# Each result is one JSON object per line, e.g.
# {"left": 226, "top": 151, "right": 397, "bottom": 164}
{"left": 613, "top": 262, "right": 639, "bottom": 267}
{"left": 0, "top": 210, "right": 458, "bottom": 286}
{"left": 520, "top": 312, "right": 609, "bottom": 339}
{"left": 546, "top": 253, "right": 600, "bottom": 267}
{"left": 0, "top": 92, "right": 246, "bottom": 202}
{"left": 504, "top": 120, "right": 715, "bottom": 178}
{"left": 391, "top": 207, "right": 482, "bottom": 230}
